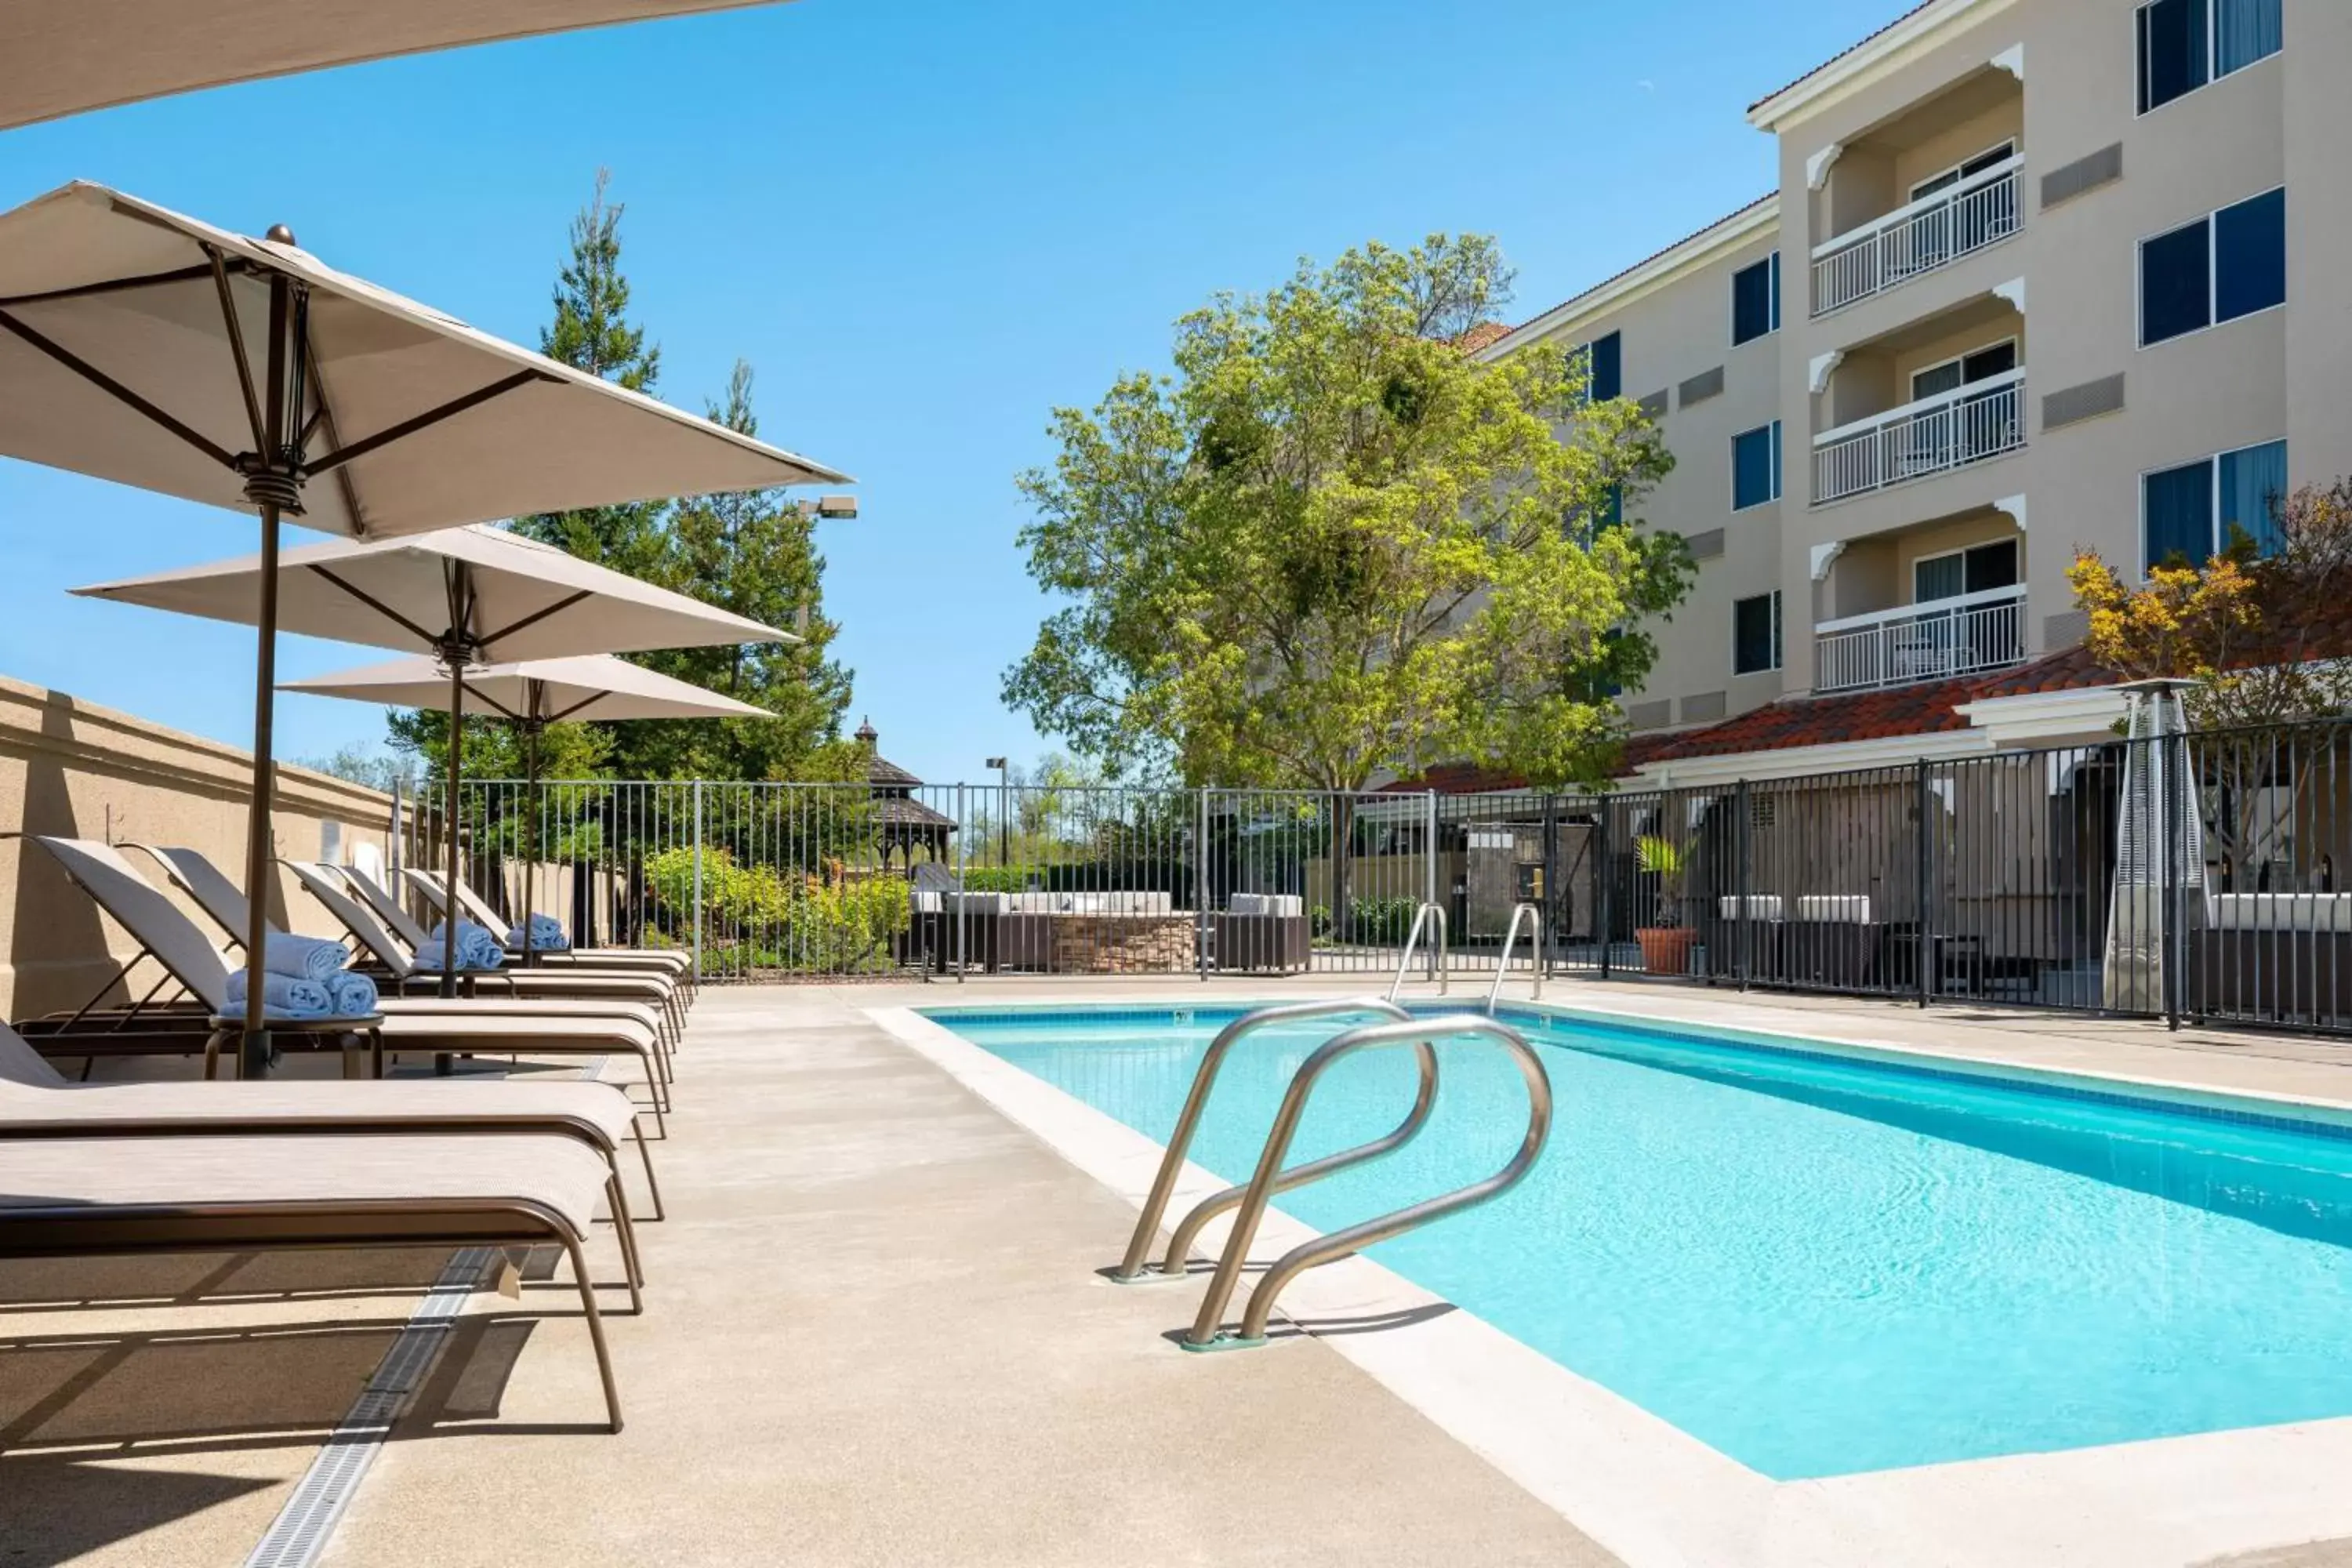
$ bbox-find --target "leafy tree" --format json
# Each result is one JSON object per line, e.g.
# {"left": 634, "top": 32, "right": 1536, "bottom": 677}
{"left": 511, "top": 169, "right": 670, "bottom": 582}
{"left": 2069, "top": 477, "right": 2352, "bottom": 879}
{"left": 1004, "top": 233, "right": 1684, "bottom": 797}
{"left": 291, "top": 742, "right": 419, "bottom": 795}
{"left": 618, "top": 361, "right": 855, "bottom": 779}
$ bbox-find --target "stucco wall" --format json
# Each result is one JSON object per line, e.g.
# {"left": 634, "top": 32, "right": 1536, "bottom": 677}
{"left": 0, "top": 673, "right": 397, "bottom": 1019}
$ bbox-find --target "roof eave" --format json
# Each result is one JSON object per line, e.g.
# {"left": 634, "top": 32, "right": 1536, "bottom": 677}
{"left": 1477, "top": 195, "right": 1780, "bottom": 362}
{"left": 1745, "top": 0, "right": 2018, "bottom": 132}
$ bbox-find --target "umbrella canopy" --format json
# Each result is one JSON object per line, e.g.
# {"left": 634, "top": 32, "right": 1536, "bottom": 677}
{"left": 1, "top": 2, "right": 786, "bottom": 133}
{"left": 74, "top": 524, "right": 794, "bottom": 662}
{"left": 281, "top": 652, "right": 772, "bottom": 724}
{"left": 0, "top": 182, "right": 848, "bottom": 535}
{"left": 283, "top": 652, "right": 771, "bottom": 960}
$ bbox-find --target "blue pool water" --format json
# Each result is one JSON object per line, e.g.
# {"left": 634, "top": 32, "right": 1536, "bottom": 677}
{"left": 931, "top": 1003, "right": 2352, "bottom": 1479}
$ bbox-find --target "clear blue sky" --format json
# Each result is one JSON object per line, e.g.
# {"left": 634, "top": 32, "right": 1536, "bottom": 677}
{"left": 0, "top": 0, "right": 1900, "bottom": 786}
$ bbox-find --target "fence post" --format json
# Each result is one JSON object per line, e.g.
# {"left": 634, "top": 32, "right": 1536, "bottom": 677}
{"left": 2161, "top": 736, "right": 2180, "bottom": 1030}
{"left": 1598, "top": 797, "right": 1613, "bottom": 980}
{"left": 1735, "top": 779, "right": 1751, "bottom": 992}
{"left": 1540, "top": 793, "right": 1558, "bottom": 978}
{"left": 1914, "top": 759, "right": 1932, "bottom": 1009}
{"left": 1196, "top": 786, "right": 1210, "bottom": 981}
{"left": 691, "top": 779, "right": 705, "bottom": 985}
{"left": 1425, "top": 789, "right": 1439, "bottom": 981}
{"left": 955, "top": 782, "right": 967, "bottom": 984}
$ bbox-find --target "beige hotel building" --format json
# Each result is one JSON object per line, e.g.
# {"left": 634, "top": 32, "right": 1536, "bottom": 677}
{"left": 1472, "top": 0, "right": 2328, "bottom": 786}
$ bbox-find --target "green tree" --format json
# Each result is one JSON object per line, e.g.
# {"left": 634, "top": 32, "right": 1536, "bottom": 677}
{"left": 511, "top": 169, "right": 670, "bottom": 582}
{"left": 1004, "top": 233, "right": 1687, "bottom": 796}
{"left": 616, "top": 360, "right": 855, "bottom": 779}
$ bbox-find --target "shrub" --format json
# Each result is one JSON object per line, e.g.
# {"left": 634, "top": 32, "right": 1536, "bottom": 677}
{"left": 644, "top": 848, "right": 911, "bottom": 973}
{"left": 1308, "top": 895, "right": 1420, "bottom": 945}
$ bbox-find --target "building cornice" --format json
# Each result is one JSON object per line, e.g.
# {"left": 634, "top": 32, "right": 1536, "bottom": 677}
{"left": 1747, "top": 0, "right": 2019, "bottom": 134}
{"left": 1478, "top": 196, "right": 1780, "bottom": 362}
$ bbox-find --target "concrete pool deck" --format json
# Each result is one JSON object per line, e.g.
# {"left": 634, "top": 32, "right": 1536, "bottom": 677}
{"left": 11, "top": 976, "right": 2352, "bottom": 1565}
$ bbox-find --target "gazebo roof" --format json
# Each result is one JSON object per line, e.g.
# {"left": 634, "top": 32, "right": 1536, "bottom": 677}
{"left": 853, "top": 718, "right": 924, "bottom": 789}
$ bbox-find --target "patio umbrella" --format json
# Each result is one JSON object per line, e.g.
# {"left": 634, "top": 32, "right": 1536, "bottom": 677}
{"left": 75, "top": 526, "right": 797, "bottom": 1029}
{"left": 1, "top": 2, "right": 789, "bottom": 132}
{"left": 2, "top": 178, "right": 841, "bottom": 1068}
{"left": 281, "top": 652, "right": 771, "bottom": 961}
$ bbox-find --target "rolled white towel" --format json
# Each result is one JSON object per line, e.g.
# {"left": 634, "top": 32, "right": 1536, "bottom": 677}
{"left": 418, "top": 921, "right": 506, "bottom": 971}
{"left": 325, "top": 971, "right": 380, "bottom": 1016}
{"left": 223, "top": 969, "right": 334, "bottom": 1019}
{"left": 262, "top": 931, "right": 347, "bottom": 982}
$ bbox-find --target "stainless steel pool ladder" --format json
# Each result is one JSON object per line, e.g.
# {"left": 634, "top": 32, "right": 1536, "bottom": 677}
{"left": 1108, "top": 998, "right": 1553, "bottom": 1352}
{"left": 1388, "top": 902, "right": 1448, "bottom": 1000}
{"left": 1486, "top": 902, "right": 1544, "bottom": 1014}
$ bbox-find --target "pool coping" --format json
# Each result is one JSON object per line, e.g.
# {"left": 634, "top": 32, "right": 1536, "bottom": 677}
{"left": 873, "top": 986, "right": 2352, "bottom": 1568}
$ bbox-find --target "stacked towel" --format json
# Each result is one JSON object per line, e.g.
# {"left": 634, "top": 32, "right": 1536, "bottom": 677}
{"left": 223, "top": 969, "right": 333, "bottom": 1019}
{"left": 326, "top": 971, "right": 380, "bottom": 1016}
{"left": 415, "top": 920, "right": 506, "bottom": 972}
{"left": 262, "top": 931, "right": 349, "bottom": 982}
{"left": 508, "top": 913, "right": 570, "bottom": 952}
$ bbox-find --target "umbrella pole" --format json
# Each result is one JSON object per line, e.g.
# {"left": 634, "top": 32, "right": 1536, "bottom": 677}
{"left": 441, "top": 653, "right": 465, "bottom": 1004}
{"left": 238, "top": 500, "right": 282, "bottom": 1078}
{"left": 521, "top": 710, "right": 541, "bottom": 967}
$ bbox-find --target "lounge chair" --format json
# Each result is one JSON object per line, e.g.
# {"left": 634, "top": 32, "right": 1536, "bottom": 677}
{"left": 401, "top": 866, "right": 692, "bottom": 984}
{"left": 21, "top": 837, "right": 672, "bottom": 1127}
{"left": 0, "top": 1131, "right": 626, "bottom": 1431}
{"left": 0, "top": 1018, "right": 662, "bottom": 1232}
{"left": 136, "top": 844, "right": 682, "bottom": 1051}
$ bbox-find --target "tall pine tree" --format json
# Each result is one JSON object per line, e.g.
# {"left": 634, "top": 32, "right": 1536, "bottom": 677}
{"left": 512, "top": 169, "right": 670, "bottom": 581}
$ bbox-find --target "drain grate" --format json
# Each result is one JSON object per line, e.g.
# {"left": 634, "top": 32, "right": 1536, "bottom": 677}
{"left": 243, "top": 1247, "right": 497, "bottom": 1568}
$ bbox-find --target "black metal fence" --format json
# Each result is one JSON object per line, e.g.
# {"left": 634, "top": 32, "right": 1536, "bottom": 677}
{"left": 391, "top": 719, "right": 2352, "bottom": 1034}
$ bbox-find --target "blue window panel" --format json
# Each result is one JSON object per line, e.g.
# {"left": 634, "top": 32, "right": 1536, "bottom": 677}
{"left": 2144, "top": 459, "right": 2216, "bottom": 568}
{"left": 2216, "top": 0, "right": 2282, "bottom": 75}
{"left": 2215, "top": 188, "right": 2286, "bottom": 323}
{"left": 2138, "top": 0, "right": 2210, "bottom": 112}
{"left": 2218, "top": 439, "right": 2288, "bottom": 554}
{"left": 1733, "top": 593, "right": 1780, "bottom": 675}
{"left": 1588, "top": 331, "right": 1622, "bottom": 402}
{"left": 1733, "top": 423, "right": 1779, "bottom": 510}
{"left": 1731, "top": 255, "right": 1779, "bottom": 346}
{"left": 2141, "top": 219, "right": 2212, "bottom": 344}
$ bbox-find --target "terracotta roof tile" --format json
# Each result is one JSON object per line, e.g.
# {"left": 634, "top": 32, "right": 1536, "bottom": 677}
{"left": 1451, "top": 321, "right": 1513, "bottom": 354}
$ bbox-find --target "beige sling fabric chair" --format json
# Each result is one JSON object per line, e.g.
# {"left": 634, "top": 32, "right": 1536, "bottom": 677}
{"left": 139, "top": 845, "right": 679, "bottom": 1052}
{"left": 0, "top": 1131, "right": 628, "bottom": 1432}
{"left": 406, "top": 866, "right": 693, "bottom": 985}
{"left": 0, "top": 1021, "right": 663, "bottom": 1232}
{"left": 24, "top": 838, "right": 672, "bottom": 1128}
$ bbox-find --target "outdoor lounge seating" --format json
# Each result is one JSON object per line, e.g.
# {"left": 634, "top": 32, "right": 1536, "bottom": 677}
{"left": 20, "top": 837, "right": 673, "bottom": 1124}
{"left": 1701, "top": 895, "right": 1785, "bottom": 982}
{"left": 1781, "top": 895, "right": 1880, "bottom": 991}
{"left": 2191, "top": 893, "right": 2352, "bottom": 1022}
{"left": 0, "top": 1018, "right": 659, "bottom": 1248}
{"left": 0, "top": 1131, "right": 627, "bottom": 1431}
{"left": 135, "top": 846, "right": 684, "bottom": 1051}
{"left": 402, "top": 866, "right": 693, "bottom": 985}
{"left": 1212, "top": 893, "right": 1310, "bottom": 974}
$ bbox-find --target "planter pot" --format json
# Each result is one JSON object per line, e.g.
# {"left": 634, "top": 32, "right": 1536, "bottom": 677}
{"left": 1636, "top": 925, "right": 1696, "bottom": 975}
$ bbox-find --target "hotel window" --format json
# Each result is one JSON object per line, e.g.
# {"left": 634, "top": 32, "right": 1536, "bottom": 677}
{"left": 1730, "top": 252, "right": 1780, "bottom": 346}
{"left": 1913, "top": 539, "right": 2019, "bottom": 603}
{"left": 1733, "top": 591, "right": 1783, "bottom": 675}
{"left": 2142, "top": 438, "right": 2287, "bottom": 569}
{"left": 1584, "top": 330, "right": 1622, "bottom": 402}
{"left": 1731, "top": 421, "right": 1782, "bottom": 511}
{"left": 2137, "top": 0, "right": 2281, "bottom": 114}
{"left": 2140, "top": 187, "right": 2285, "bottom": 346}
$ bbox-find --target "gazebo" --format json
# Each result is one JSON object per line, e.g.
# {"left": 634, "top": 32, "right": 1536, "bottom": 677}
{"left": 854, "top": 720, "right": 956, "bottom": 866}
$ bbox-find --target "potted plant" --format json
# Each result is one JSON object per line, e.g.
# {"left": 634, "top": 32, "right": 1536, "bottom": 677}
{"left": 1633, "top": 833, "right": 1697, "bottom": 975}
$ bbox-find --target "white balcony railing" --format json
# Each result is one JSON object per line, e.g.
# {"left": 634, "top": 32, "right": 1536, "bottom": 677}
{"left": 1813, "top": 585, "right": 2027, "bottom": 695}
{"left": 1811, "top": 371, "right": 2024, "bottom": 506}
{"left": 1810, "top": 158, "right": 2023, "bottom": 317}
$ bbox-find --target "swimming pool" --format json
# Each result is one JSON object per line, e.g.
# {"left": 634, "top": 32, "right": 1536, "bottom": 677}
{"left": 928, "top": 1001, "right": 2352, "bottom": 1480}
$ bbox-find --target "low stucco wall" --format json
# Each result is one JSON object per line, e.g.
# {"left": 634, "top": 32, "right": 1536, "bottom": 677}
{"left": 0, "top": 674, "right": 396, "bottom": 1019}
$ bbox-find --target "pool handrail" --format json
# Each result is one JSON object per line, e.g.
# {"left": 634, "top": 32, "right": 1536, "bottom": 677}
{"left": 1485, "top": 902, "right": 1544, "bottom": 1014}
{"left": 1110, "top": 996, "right": 1421, "bottom": 1283}
{"left": 1185, "top": 1013, "right": 1553, "bottom": 1350}
{"left": 1388, "top": 902, "right": 1448, "bottom": 1000}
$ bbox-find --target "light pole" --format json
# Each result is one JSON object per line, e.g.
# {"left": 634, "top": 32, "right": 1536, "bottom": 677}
{"left": 985, "top": 756, "right": 1009, "bottom": 869}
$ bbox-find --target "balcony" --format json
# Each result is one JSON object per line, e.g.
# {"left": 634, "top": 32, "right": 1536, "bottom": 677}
{"left": 1811, "top": 371, "right": 2024, "bottom": 506}
{"left": 1813, "top": 585, "right": 2027, "bottom": 695}
{"left": 1810, "top": 157, "right": 2021, "bottom": 318}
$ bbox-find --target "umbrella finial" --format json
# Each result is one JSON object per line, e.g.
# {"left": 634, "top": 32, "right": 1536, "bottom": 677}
{"left": 265, "top": 223, "right": 296, "bottom": 245}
